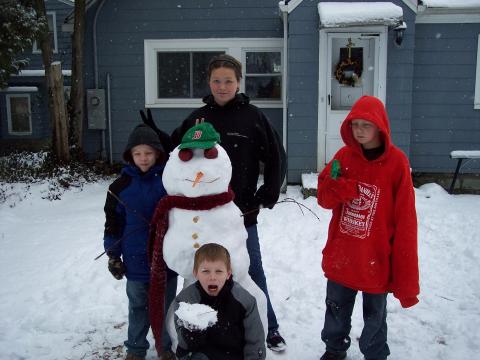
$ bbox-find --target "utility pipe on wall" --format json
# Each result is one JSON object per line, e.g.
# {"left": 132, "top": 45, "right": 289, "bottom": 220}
{"left": 106, "top": 72, "right": 113, "bottom": 164}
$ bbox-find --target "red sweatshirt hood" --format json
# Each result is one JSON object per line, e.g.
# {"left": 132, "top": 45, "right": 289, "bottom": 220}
{"left": 340, "top": 95, "right": 392, "bottom": 158}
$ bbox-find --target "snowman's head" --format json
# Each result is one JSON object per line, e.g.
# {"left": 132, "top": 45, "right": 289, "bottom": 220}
{"left": 163, "top": 123, "right": 232, "bottom": 197}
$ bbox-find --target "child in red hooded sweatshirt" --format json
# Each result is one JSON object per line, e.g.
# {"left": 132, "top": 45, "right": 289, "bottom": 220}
{"left": 317, "top": 96, "right": 419, "bottom": 360}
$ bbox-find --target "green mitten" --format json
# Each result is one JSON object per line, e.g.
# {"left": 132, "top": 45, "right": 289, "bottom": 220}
{"left": 330, "top": 159, "right": 341, "bottom": 179}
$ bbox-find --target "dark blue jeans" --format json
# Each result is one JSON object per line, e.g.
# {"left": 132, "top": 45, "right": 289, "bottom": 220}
{"left": 125, "top": 280, "right": 150, "bottom": 356}
{"left": 246, "top": 224, "right": 278, "bottom": 332}
{"left": 162, "top": 268, "right": 178, "bottom": 352}
{"left": 321, "top": 280, "right": 390, "bottom": 360}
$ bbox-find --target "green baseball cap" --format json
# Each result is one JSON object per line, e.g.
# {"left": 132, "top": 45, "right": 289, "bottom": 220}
{"left": 179, "top": 122, "right": 221, "bottom": 149}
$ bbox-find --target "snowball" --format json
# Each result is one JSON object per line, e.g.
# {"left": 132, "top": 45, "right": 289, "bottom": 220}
{"left": 175, "top": 302, "right": 217, "bottom": 331}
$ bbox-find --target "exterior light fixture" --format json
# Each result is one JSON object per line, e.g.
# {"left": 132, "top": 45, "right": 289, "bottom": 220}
{"left": 394, "top": 21, "right": 407, "bottom": 46}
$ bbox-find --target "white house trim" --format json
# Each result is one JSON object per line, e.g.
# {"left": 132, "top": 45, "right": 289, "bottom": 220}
{"left": 33, "top": 11, "right": 58, "bottom": 54}
{"left": 317, "top": 25, "right": 388, "bottom": 171}
{"left": 278, "top": 0, "right": 304, "bottom": 14}
{"left": 417, "top": 2, "right": 480, "bottom": 23}
{"left": 0, "top": 87, "right": 39, "bottom": 92}
{"left": 15, "top": 69, "right": 72, "bottom": 77}
{"left": 6, "top": 94, "right": 33, "bottom": 136}
{"left": 402, "top": 0, "right": 417, "bottom": 13}
{"left": 416, "top": 13, "right": 480, "bottom": 23}
{"left": 475, "top": 35, "right": 480, "bottom": 110}
{"left": 144, "top": 38, "right": 283, "bottom": 109}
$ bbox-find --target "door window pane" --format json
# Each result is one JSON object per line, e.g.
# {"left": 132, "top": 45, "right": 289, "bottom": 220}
{"left": 157, "top": 51, "right": 224, "bottom": 99}
{"left": 8, "top": 96, "right": 31, "bottom": 134}
{"left": 245, "top": 51, "right": 282, "bottom": 100}
{"left": 330, "top": 37, "right": 375, "bottom": 111}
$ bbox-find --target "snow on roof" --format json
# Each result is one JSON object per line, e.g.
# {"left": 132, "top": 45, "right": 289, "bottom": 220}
{"left": 450, "top": 150, "right": 480, "bottom": 159}
{"left": 421, "top": 0, "right": 480, "bottom": 9}
{"left": 318, "top": 2, "right": 403, "bottom": 28}
{"left": 0, "top": 86, "right": 39, "bottom": 92}
{"left": 15, "top": 69, "right": 72, "bottom": 77}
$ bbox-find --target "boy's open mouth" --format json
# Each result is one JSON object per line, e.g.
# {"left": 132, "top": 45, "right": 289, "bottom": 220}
{"left": 208, "top": 285, "right": 218, "bottom": 291}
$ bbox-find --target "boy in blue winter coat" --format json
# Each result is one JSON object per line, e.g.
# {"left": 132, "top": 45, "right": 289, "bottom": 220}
{"left": 103, "top": 124, "right": 167, "bottom": 360}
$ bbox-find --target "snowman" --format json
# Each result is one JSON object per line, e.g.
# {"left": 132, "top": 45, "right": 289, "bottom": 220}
{"left": 147, "top": 122, "right": 267, "bottom": 355}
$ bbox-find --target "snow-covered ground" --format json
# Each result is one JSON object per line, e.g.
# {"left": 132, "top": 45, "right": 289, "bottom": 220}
{"left": 1, "top": 181, "right": 479, "bottom": 359}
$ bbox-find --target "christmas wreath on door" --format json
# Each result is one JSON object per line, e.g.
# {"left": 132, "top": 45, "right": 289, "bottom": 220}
{"left": 335, "top": 38, "right": 363, "bottom": 87}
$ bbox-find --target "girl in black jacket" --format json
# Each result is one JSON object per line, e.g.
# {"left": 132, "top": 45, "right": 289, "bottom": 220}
{"left": 171, "top": 54, "right": 287, "bottom": 352}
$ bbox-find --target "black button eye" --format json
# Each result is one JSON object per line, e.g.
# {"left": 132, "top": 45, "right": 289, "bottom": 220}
{"left": 178, "top": 148, "right": 193, "bottom": 161}
{"left": 204, "top": 147, "right": 218, "bottom": 159}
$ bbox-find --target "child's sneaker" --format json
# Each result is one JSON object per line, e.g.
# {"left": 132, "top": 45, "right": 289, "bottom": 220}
{"left": 161, "top": 350, "right": 177, "bottom": 360}
{"left": 266, "top": 329, "right": 287, "bottom": 352}
{"left": 319, "top": 350, "right": 347, "bottom": 360}
{"left": 124, "top": 353, "right": 145, "bottom": 360}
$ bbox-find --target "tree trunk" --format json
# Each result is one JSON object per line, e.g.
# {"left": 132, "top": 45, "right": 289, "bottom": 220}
{"left": 33, "top": 0, "right": 69, "bottom": 162}
{"left": 68, "top": 0, "right": 86, "bottom": 155}
{"left": 51, "top": 62, "right": 70, "bottom": 162}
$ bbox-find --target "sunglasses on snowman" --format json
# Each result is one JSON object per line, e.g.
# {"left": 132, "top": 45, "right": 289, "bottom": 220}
{"left": 178, "top": 147, "right": 218, "bottom": 161}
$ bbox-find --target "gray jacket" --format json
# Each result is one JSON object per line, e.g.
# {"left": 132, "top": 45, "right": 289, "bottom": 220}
{"left": 171, "top": 279, "right": 266, "bottom": 360}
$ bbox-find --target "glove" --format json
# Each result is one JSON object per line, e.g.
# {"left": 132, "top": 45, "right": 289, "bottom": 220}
{"left": 330, "top": 159, "right": 341, "bottom": 179}
{"left": 177, "top": 318, "right": 205, "bottom": 332}
{"left": 254, "top": 185, "right": 275, "bottom": 209}
{"left": 322, "top": 176, "right": 358, "bottom": 203}
{"left": 108, "top": 257, "right": 125, "bottom": 280}
{"left": 399, "top": 296, "right": 419, "bottom": 308}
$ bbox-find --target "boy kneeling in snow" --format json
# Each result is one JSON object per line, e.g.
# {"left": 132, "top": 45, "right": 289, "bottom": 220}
{"left": 170, "top": 243, "right": 266, "bottom": 360}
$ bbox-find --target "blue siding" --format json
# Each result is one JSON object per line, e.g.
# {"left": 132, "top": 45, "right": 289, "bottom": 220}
{"left": 285, "top": 0, "right": 416, "bottom": 183}
{"left": 0, "top": 0, "right": 73, "bottom": 148}
{"left": 411, "top": 23, "right": 480, "bottom": 173}
{"left": 81, "top": 0, "right": 480, "bottom": 182}
{"left": 83, "top": 0, "right": 284, "bottom": 162}
{"left": 0, "top": 85, "right": 48, "bottom": 140}
{"left": 285, "top": 0, "right": 319, "bottom": 183}
{"left": 24, "top": 1, "right": 73, "bottom": 71}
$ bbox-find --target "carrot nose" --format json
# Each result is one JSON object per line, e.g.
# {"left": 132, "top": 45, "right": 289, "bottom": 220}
{"left": 192, "top": 171, "right": 204, "bottom": 187}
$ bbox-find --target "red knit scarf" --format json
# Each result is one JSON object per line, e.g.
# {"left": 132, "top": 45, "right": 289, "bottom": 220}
{"left": 148, "top": 189, "right": 235, "bottom": 356}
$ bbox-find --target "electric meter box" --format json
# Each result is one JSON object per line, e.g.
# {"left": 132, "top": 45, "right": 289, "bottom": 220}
{"left": 87, "top": 89, "right": 106, "bottom": 130}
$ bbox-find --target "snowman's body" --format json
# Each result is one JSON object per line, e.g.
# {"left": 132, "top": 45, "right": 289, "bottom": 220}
{"left": 164, "top": 204, "right": 250, "bottom": 281}
{"left": 161, "top": 143, "right": 268, "bottom": 349}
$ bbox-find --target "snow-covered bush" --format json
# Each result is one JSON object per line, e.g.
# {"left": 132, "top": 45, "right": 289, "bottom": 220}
{"left": 0, "top": 151, "right": 110, "bottom": 205}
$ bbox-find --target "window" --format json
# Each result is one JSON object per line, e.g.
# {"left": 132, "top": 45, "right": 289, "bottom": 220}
{"left": 475, "top": 35, "right": 480, "bottom": 110}
{"left": 145, "top": 38, "right": 283, "bottom": 108}
{"left": 33, "top": 12, "right": 57, "bottom": 54}
{"left": 245, "top": 51, "right": 282, "bottom": 100}
{"left": 157, "top": 51, "right": 224, "bottom": 98}
{"left": 6, "top": 94, "right": 32, "bottom": 135}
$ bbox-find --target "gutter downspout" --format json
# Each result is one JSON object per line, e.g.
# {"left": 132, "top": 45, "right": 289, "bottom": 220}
{"left": 93, "top": 0, "right": 107, "bottom": 88}
{"left": 93, "top": 0, "right": 108, "bottom": 159}
{"left": 106, "top": 72, "right": 113, "bottom": 164}
{"left": 279, "top": 2, "right": 289, "bottom": 186}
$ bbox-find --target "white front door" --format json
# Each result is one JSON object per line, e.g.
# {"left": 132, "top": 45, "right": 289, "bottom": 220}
{"left": 317, "top": 27, "right": 387, "bottom": 168}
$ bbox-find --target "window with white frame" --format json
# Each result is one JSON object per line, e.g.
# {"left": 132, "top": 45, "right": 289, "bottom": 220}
{"left": 245, "top": 51, "right": 282, "bottom": 100}
{"left": 33, "top": 12, "right": 58, "bottom": 54}
{"left": 144, "top": 38, "right": 283, "bottom": 108}
{"left": 475, "top": 34, "right": 480, "bottom": 110}
{"left": 6, "top": 94, "right": 32, "bottom": 135}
